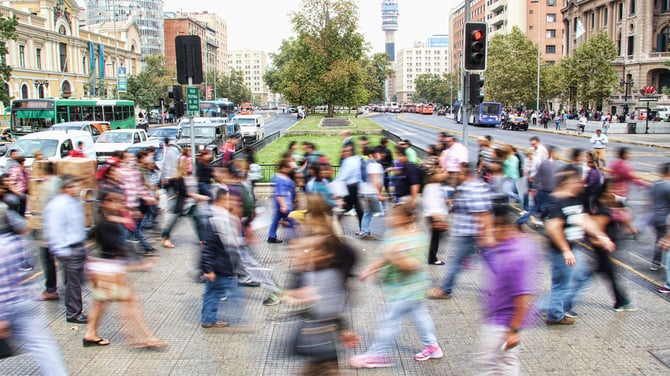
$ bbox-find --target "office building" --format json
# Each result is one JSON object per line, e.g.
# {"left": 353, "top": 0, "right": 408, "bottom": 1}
{"left": 394, "top": 41, "right": 450, "bottom": 103}
{"left": 228, "top": 50, "right": 271, "bottom": 106}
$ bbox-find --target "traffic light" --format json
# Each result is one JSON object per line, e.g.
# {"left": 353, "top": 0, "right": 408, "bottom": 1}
{"left": 175, "top": 100, "right": 185, "bottom": 117}
{"left": 469, "top": 73, "right": 484, "bottom": 106}
{"left": 168, "top": 85, "right": 183, "bottom": 101}
{"left": 464, "top": 22, "right": 487, "bottom": 71}
{"left": 168, "top": 86, "right": 175, "bottom": 99}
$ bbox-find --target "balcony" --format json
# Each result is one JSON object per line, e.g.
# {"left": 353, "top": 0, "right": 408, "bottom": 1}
{"left": 489, "top": 0, "right": 505, "bottom": 13}
{"left": 489, "top": 12, "right": 505, "bottom": 27}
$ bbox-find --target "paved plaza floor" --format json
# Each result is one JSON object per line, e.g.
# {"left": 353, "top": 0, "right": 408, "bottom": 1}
{"left": 2, "top": 201, "right": 670, "bottom": 375}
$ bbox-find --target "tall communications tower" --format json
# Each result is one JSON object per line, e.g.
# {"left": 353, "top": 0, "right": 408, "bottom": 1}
{"left": 381, "top": 0, "right": 399, "bottom": 62}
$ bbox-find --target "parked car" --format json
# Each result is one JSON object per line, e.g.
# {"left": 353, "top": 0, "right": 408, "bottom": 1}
{"left": 501, "top": 115, "right": 529, "bottom": 131}
{"left": 50, "top": 121, "right": 111, "bottom": 142}
{"left": 437, "top": 107, "right": 447, "bottom": 116}
{"left": 177, "top": 123, "right": 226, "bottom": 158}
{"left": 94, "top": 129, "right": 148, "bottom": 162}
{"left": 0, "top": 130, "right": 95, "bottom": 170}
{"left": 147, "top": 126, "right": 180, "bottom": 142}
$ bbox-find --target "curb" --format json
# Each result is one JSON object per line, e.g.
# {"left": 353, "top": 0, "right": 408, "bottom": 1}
{"left": 529, "top": 126, "right": 670, "bottom": 150}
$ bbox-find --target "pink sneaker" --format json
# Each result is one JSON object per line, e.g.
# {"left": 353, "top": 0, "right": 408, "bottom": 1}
{"left": 349, "top": 353, "right": 394, "bottom": 368}
{"left": 414, "top": 344, "right": 444, "bottom": 361}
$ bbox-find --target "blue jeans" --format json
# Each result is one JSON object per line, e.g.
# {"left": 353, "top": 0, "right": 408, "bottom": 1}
{"left": 268, "top": 204, "right": 294, "bottom": 239}
{"left": 141, "top": 204, "right": 158, "bottom": 229}
{"left": 3, "top": 300, "right": 67, "bottom": 375}
{"left": 533, "top": 190, "right": 552, "bottom": 220}
{"left": 128, "top": 217, "right": 153, "bottom": 252}
{"left": 547, "top": 247, "right": 591, "bottom": 321}
{"left": 441, "top": 235, "right": 479, "bottom": 294}
{"left": 360, "top": 194, "right": 382, "bottom": 236}
{"left": 201, "top": 276, "right": 244, "bottom": 325}
{"left": 502, "top": 178, "right": 523, "bottom": 205}
{"left": 366, "top": 299, "right": 438, "bottom": 356}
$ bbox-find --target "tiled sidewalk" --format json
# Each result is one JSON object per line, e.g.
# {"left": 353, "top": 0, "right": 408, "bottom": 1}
{"left": 2, "top": 201, "right": 670, "bottom": 375}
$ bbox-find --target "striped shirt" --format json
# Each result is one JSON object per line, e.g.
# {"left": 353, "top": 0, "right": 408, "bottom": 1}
{"left": 450, "top": 179, "right": 492, "bottom": 237}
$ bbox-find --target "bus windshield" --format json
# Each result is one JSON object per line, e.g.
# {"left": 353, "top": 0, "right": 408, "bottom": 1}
{"left": 481, "top": 103, "right": 502, "bottom": 116}
{"left": 12, "top": 139, "right": 59, "bottom": 158}
{"left": 11, "top": 110, "right": 55, "bottom": 133}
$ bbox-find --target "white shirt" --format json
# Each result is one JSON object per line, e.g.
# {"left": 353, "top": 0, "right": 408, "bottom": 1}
{"left": 590, "top": 134, "right": 608, "bottom": 148}
{"left": 441, "top": 142, "right": 469, "bottom": 172}
{"left": 534, "top": 144, "right": 549, "bottom": 162}
{"left": 422, "top": 183, "right": 449, "bottom": 217}
{"left": 359, "top": 160, "right": 384, "bottom": 195}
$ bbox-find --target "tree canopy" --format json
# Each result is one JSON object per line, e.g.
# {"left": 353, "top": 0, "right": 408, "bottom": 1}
{"left": 568, "top": 32, "right": 618, "bottom": 109}
{"left": 212, "top": 69, "right": 252, "bottom": 104}
{"left": 0, "top": 13, "right": 18, "bottom": 106}
{"left": 413, "top": 73, "right": 457, "bottom": 105}
{"left": 264, "top": 0, "right": 369, "bottom": 116}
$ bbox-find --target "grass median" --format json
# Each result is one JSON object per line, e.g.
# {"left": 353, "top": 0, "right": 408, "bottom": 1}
{"left": 287, "top": 114, "right": 382, "bottom": 132}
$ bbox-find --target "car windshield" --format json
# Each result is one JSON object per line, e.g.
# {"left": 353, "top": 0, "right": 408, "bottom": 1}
{"left": 97, "top": 132, "right": 132, "bottom": 143}
{"left": 234, "top": 118, "right": 256, "bottom": 126}
{"left": 181, "top": 127, "right": 215, "bottom": 138}
{"left": 51, "top": 125, "right": 82, "bottom": 131}
{"left": 12, "top": 139, "right": 59, "bottom": 157}
{"left": 150, "top": 128, "right": 178, "bottom": 138}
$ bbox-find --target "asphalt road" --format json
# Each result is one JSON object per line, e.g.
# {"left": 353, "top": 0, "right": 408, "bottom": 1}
{"left": 371, "top": 112, "right": 669, "bottom": 292}
{"left": 261, "top": 111, "right": 299, "bottom": 136}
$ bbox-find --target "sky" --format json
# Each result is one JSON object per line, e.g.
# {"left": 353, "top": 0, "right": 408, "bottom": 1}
{"left": 162, "top": 0, "right": 459, "bottom": 55}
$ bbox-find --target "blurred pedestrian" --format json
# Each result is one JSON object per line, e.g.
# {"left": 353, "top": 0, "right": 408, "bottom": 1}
{"left": 196, "top": 149, "right": 214, "bottom": 199}
{"left": 358, "top": 146, "right": 385, "bottom": 240}
{"left": 476, "top": 203, "right": 540, "bottom": 375}
{"left": 35, "top": 162, "right": 62, "bottom": 301}
{"left": 68, "top": 141, "right": 86, "bottom": 158}
{"left": 334, "top": 145, "right": 363, "bottom": 232}
{"left": 650, "top": 163, "right": 670, "bottom": 273}
{"left": 430, "top": 163, "right": 494, "bottom": 299}
{"left": 267, "top": 159, "right": 296, "bottom": 243}
{"left": 84, "top": 189, "right": 166, "bottom": 349}
{"left": 119, "top": 151, "right": 158, "bottom": 257}
{"left": 392, "top": 146, "right": 422, "bottom": 210}
{"left": 8, "top": 156, "right": 28, "bottom": 216}
{"left": 608, "top": 147, "right": 651, "bottom": 200}
{"left": 544, "top": 167, "right": 615, "bottom": 325}
{"left": 439, "top": 135, "right": 469, "bottom": 187}
{"left": 351, "top": 202, "right": 443, "bottom": 368}
{"left": 423, "top": 168, "right": 449, "bottom": 265}
{"left": 43, "top": 175, "right": 88, "bottom": 324}
{"left": 0, "top": 203, "right": 68, "bottom": 375}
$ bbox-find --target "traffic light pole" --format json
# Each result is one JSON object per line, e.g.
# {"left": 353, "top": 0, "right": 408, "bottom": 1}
{"left": 462, "top": 0, "right": 471, "bottom": 159}
{"left": 189, "top": 76, "right": 196, "bottom": 175}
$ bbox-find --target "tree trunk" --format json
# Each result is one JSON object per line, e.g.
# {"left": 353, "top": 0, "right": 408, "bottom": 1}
{"left": 327, "top": 102, "right": 334, "bottom": 118}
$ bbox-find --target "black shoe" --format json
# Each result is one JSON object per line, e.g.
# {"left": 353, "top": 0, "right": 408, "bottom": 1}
{"left": 18, "top": 261, "right": 34, "bottom": 271}
{"left": 67, "top": 314, "right": 88, "bottom": 324}
{"left": 144, "top": 248, "right": 159, "bottom": 257}
{"left": 267, "top": 238, "right": 283, "bottom": 244}
{"left": 238, "top": 280, "right": 261, "bottom": 287}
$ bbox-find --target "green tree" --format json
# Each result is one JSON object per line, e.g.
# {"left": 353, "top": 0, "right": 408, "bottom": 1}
{"left": 360, "top": 52, "right": 394, "bottom": 103}
{"left": 122, "top": 54, "right": 173, "bottom": 111}
{"left": 570, "top": 32, "right": 618, "bottom": 109}
{"left": 0, "top": 13, "right": 18, "bottom": 106}
{"left": 485, "top": 27, "right": 538, "bottom": 107}
{"left": 266, "top": 0, "right": 367, "bottom": 116}
{"left": 214, "top": 69, "right": 251, "bottom": 105}
{"left": 413, "top": 73, "right": 457, "bottom": 105}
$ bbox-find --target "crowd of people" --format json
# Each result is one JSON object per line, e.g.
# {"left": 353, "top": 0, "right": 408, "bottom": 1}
{"left": 0, "top": 124, "right": 669, "bottom": 375}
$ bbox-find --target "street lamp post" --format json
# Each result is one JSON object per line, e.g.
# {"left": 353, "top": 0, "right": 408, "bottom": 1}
{"left": 620, "top": 63, "right": 634, "bottom": 120}
{"left": 532, "top": 0, "right": 541, "bottom": 118}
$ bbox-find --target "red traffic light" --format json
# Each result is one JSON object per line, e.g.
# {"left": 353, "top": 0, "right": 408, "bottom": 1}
{"left": 472, "top": 30, "right": 484, "bottom": 41}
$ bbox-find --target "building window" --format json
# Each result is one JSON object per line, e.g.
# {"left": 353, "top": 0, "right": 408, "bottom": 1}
{"left": 19, "top": 45, "right": 25, "bottom": 68}
{"left": 591, "top": 13, "right": 595, "bottom": 29}
{"left": 547, "top": 0, "right": 556, "bottom": 5}
{"left": 619, "top": 3, "right": 623, "bottom": 20}
{"left": 546, "top": 45, "right": 556, "bottom": 54}
{"left": 547, "top": 13, "right": 556, "bottom": 22}
{"left": 36, "top": 48, "right": 41, "bottom": 69}
{"left": 603, "top": 8, "right": 608, "bottom": 25}
{"left": 21, "top": 84, "right": 28, "bottom": 99}
{"left": 658, "top": 26, "right": 670, "bottom": 52}
{"left": 59, "top": 42, "right": 67, "bottom": 72}
{"left": 627, "top": 35, "right": 634, "bottom": 56}
{"left": 546, "top": 29, "right": 556, "bottom": 38}
{"left": 630, "top": 0, "right": 635, "bottom": 15}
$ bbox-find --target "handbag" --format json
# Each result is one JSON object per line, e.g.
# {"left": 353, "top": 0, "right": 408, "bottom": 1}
{"left": 293, "top": 317, "right": 340, "bottom": 360}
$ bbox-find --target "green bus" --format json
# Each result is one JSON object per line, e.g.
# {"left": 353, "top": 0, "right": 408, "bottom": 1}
{"left": 10, "top": 99, "right": 136, "bottom": 135}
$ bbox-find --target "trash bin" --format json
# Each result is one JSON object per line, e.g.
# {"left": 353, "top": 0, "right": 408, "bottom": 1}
{"left": 627, "top": 122, "right": 637, "bottom": 134}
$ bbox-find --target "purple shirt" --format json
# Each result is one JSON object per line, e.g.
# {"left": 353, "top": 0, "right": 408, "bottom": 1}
{"left": 481, "top": 235, "right": 540, "bottom": 328}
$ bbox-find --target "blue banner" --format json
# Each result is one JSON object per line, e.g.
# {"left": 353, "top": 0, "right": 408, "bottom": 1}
{"left": 99, "top": 44, "right": 105, "bottom": 79}
{"left": 89, "top": 41, "right": 95, "bottom": 74}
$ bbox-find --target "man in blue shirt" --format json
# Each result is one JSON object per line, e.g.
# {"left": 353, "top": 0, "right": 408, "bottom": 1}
{"left": 43, "top": 175, "right": 88, "bottom": 324}
{"left": 268, "top": 160, "right": 295, "bottom": 243}
{"left": 335, "top": 145, "right": 363, "bottom": 233}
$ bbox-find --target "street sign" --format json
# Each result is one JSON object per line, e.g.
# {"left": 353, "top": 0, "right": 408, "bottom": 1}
{"left": 186, "top": 87, "right": 199, "bottom": 114}
{"left": 639, "top": 97, "right": 659, "bottom": 102}
{"left": 117, "top": 67, "right": 127, "bottom": 93}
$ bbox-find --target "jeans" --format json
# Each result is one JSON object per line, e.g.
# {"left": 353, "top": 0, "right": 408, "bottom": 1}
{"left": 533, "top": 190, "right": 552, "bottom": 220}
{"left": 502, "top": 178, "right": 522, "bottom": 205}
{"left": 161, "top": 206, "right": 203, "bottom": 241}
{"left": 359, "top": 194, "right": 382, "bottom": 236}
{"left": 652, "top": 224, "right": 668, "bottom": 267}
{"left": 63, "top": 251, "right": 86, "bottom": 320}
{"left": 3, "top": 300, "right": 67, "bottom": 375}
{"left": 201, "top": 275, "right": 244, "bottom": 325}
{"left": 366, "top": 299, "right": 438, "bottom": 356}
{"left": 441, "top": 236, "right": 479, "bottom": 294}
{"left": 476, "top": 324, "right": 521, "bottom": 376}
{"left": 198, "top": 182, "right": 213, "bottom": 200}
{"left": 268, "top": 204, "right": 294, "bottom": 239}
{"left": 343, "top": 184, "right": 363, "bottom": 228}
{"left": 127, "top": 217, "right": 153, "bottom": 252}
{"left": 140, "top": 204, "right": 158, "bottom": 229}
{"left": 41, "top": 246, "right": 57, "bottom": 293}
{"left": 547, "top": 247, "right": 591, "bottom": 321}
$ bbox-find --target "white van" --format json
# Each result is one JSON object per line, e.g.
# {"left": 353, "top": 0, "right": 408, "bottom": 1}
{"left": 0, "top": 130, "right": 96, "bottom": 170}
{"left": 231, "top": 114, "right": 265, "bottom": 144}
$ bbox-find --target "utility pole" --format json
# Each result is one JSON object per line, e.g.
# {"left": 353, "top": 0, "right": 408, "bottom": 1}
{"left": 113, "top": 0, "right": 119, "bottom": 99}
